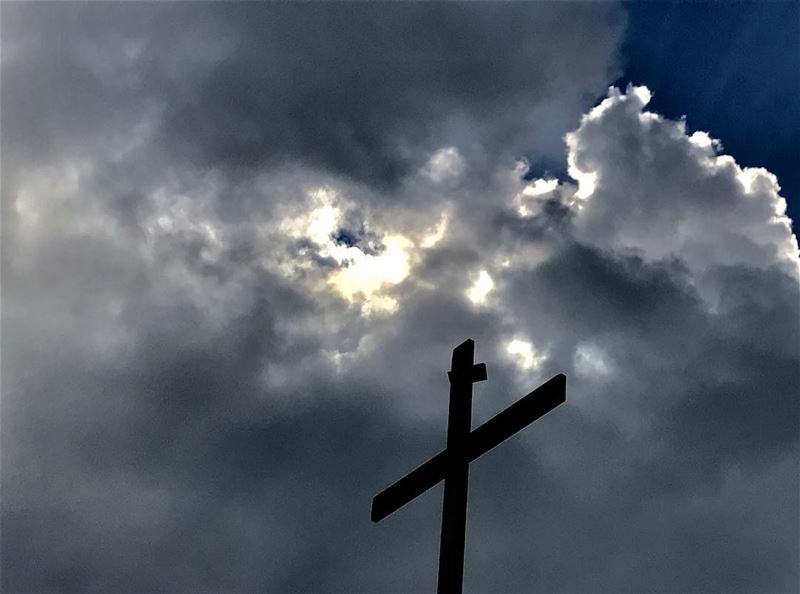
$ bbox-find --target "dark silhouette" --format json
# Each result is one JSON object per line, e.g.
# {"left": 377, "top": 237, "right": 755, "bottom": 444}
{"left": 372, "top": 339, "right": 566, "bottom": 594}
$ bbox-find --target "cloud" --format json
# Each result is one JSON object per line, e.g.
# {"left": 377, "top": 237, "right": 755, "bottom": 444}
{"left": 566, "top": 85, "right": 799, "bottom": 281}
{"left": 1, "top": 2, "right": 624, "bottom": 192}
{"left": 2, "top": 4, "right": 798, "bottom": 593}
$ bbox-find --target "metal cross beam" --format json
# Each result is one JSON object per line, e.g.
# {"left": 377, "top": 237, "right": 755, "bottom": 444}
{"left": 371, "top": 339, "right": 566, "bottom": 594}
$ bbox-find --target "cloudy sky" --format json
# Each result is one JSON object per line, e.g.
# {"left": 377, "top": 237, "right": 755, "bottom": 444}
{"left": 2, "top": 2, "right": 798, "bottom": 592}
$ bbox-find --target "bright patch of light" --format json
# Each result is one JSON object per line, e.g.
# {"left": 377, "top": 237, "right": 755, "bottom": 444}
{"left": 631, "top": 84, "right": 652, "bottom": 106}
{"left": 570, "top": 167, "right": 597, "bottom": 200}
{"left": 331, "top": 233, "right": 412, "bottom": 309}
{"left": 506, "top": 339, "right": 545, "bottom": 371}
{"left": 515, "top": 178, "right": 559, "bottom": 216}
{"left": 280, "top": 188, "right": 334, "bottom": 239}
{"left": 523, "top": 178, "right": 559, "bottom": 198}
{"left": 280, "top": 188, "right": 414, "bottom": 314}
{"left": 689, "top": 131, "right": 715, "bottom": 151}
{"left": 307, "top": 204, "right": 340, "bottom": 246}
{"left": 421, "top": 212, "right": 449, "bottom": 248}
{"left": 466, "top": 270, "right": 494, "bottom": 305}
{"left": 565, "top": 135, "right": 597, "bottom": 201}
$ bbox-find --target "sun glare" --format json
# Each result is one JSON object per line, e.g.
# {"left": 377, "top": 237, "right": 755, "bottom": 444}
{"left": 280, "top": 189, "right": 414, "bottom": 314}
{"left": 506, "top": 339, "right": 544, "bottom": 371}
{"left": 466, "top": 270, "right": 494, "bottom": 305}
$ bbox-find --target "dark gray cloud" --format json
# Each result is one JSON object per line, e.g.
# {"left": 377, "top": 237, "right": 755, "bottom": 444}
{"left": 2, "top": 3, "right": 798, "bottom": 594}
{"left": 1, "top": 1, "right": 623, "bottom": 190}
{"left": 162, "top": 3, "right": 625, "bottom": 186}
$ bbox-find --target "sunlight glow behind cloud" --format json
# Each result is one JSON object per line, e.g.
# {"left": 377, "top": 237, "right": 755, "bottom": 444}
{"left": 466, "top": 270, "right": 495, "bottom": 305}
{"left": 279, "top": 188, "right": 413, "bottom": 314}
{"left": 506, "top": 338, "right": 545, "bottom": 371}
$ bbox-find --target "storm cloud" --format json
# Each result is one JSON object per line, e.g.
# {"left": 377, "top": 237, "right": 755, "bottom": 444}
{"left": 2, "top": 3, "right": 798, "bottom": 593}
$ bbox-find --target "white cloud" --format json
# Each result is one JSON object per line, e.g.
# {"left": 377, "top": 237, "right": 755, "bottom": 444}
{"left": 564, "top": 84, "right": 799, "bottom": 279}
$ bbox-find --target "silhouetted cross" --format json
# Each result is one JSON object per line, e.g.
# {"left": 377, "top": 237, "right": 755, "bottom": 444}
{"left": 371, "top": 339, "right": 566, "bottom": 594}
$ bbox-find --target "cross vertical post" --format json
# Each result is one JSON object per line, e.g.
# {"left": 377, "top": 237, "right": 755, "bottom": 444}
{"left": 438, "top": 339, "right": 484, "bottom": 594}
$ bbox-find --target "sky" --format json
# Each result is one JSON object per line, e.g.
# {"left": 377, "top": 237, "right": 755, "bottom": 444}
{"left": 1, "top": 2, "right": 798, "bottom": 593}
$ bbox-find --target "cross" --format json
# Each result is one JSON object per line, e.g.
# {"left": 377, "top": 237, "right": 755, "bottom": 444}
{"left": 371, "top": 339, "right": 566, "bottom": 594}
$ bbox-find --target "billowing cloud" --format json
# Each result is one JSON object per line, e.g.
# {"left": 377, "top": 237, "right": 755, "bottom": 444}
{"left": 2, "top": 4, "right": 798, "bottom": 593}
{"left": 566, "top": 85, "right": 799, "bottom": 280}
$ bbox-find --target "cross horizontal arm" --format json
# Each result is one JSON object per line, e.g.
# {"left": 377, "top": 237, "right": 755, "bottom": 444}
{"left": 466, "top": 373, "right": 566, "bottom": 462}
{"left": 371, "top": 373, "right": 566, "bottom": 524}
{"left": 371, "top": 449, "right": 450, "bottom": 523}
